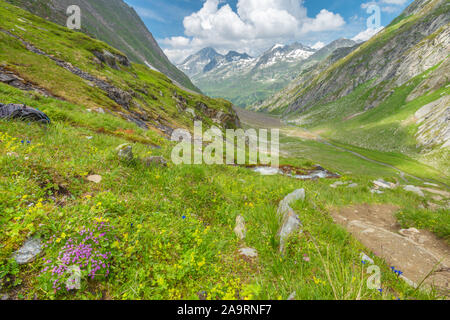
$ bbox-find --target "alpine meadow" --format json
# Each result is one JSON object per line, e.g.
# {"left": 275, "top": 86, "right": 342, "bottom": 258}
{"left": 0, "top": 0, "right": 449, "bottom": 306}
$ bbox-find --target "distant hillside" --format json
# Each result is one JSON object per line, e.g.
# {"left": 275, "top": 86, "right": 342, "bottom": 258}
{"left": 5, "top": 0, "right": 200, "bottom": 93}
{"left": 179, "top": 40, "right": 357, "bottom": 108}
{"left": 258, "top": 0, "right": 450, "bottom": 172}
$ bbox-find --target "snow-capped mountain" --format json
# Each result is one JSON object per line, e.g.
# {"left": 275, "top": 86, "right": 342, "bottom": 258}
{"left": 178, "top": 40, "right": 355, "bottom": 107}
{"left": 255, "top": 42, "right": 315, "bottom": 68}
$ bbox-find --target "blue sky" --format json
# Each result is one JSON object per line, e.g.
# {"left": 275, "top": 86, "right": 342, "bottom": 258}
{"left": 124, "top": 0, "right": 414, "bottom": 63}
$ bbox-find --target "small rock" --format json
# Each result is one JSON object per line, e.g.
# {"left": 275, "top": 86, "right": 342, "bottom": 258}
{"left": 330, "top": 181, "right": 347, "bottom": 188}
{"left": 1, "top": 293, "right": 9, "bottom": 300}
{"left": 347, "top": 183, "right": 358, "bottom": 188}
{"left": 86, "top": 136, "right": 93, "bottom": 140}
{"left": 115, "top": 143, "right": 133, "bottom": 162}
{"left": 279, "top": 211, "right": 302, "bottom": 253}
{"left": 87, "top": 175, "right": 102, "bottom": 184}
{"left": 233, "top": 215, "right": 246, "bottom": 240}
{"left": 277, "top": 189, "right": 305, "bottom": 219}
{"left": 370, "top": 189, "right": 384, "bottom": 194}
{"left": 65, "top": 265, "right": 82, "bottom": 290}
{"left": 238, "top": 247, "right": 258, "bottom": 258}
{"left": 96, "top": 108, "right": 105, "bottom": 114}
{"left": 373, "top": 179, "right": 394, "bottom": 189}
{"left": 403, "top": 185, "right": 425, "bottom": 197}
{"left": 143, "top": 156, "right": 167, "bottom": 167}
{"left": 287, "top": 291, "right": 296, "bottom": 300}
{"left": 277, "top": 189, "right": 304, "bottom": 253}
{"left": 432, "top": 195, "right": 443, "bottom": 202}
{"left": 12, "top": 238, "right": 42, "bottom": 265}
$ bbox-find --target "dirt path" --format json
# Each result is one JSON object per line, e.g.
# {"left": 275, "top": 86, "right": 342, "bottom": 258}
{"left": 331, "top": 204, "right": 449, "bottom": 294}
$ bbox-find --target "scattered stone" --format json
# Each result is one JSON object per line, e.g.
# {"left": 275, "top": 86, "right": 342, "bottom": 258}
{"left": 370, "top": 189, "right": 384, "bottom": 194}
{"left": 287, "top": 291, "right": 296, "bottom": 300}
{"left": 239, "top": 247, "right": 258, "bottom": 258}
{"left": 87, "top": 175, "right": 102, "bottom": 184}
{"left": 277, "top": 189, "right": 305, "bottom": 253}
{"left": 115, "top": 143, "right": 133, "bottom": 162}
{"left": 143, "top": 156, "right": 167, "bottom": 167}
{"left": 65, "top": 265, "right": 82, "bottom": 290}
{"left": 347, "top": 183, "right": 358, "bottom": 188}
{"left": 0, "top": 103, "right": 51, "bottom": 124}
{"left": 330, "top": 181, "right": 346, "bottom": 188}
{"left": 12, "top": 238, "right": 42, "bottom": 265}
{"left": 432, "top": 195, "right": 443, "bottom": 202}
{"left": 96, "top": 108, "right": 105, "bottom": 114}
{"left": 86, "top": 136, "right": 93, "bottom": 140}
{"left": 233, "top": 215, "right": 246, "bottom": 240}
{"left": 403, "top": 185, "right": 425, "bottom": 197}
{"left": 373, "top": 179, "right": 395, "bottom": 189}
{"left": 277, "top": 189, "right": 305, "bottom": 219}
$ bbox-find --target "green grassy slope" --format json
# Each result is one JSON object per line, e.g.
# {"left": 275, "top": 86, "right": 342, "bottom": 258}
{"left": 0, "top": 1, "right": 236, "bottom": 135}
{"left": 1, "top": 82, "right": 447, "bottom": 300}
{"left": 0, "top": 1, "right": 448, "bottom": 301}
{"left": 5, "top": 0, "right": 200, "bottom": 93}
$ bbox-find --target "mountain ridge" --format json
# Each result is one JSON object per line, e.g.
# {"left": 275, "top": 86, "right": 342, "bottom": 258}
{"left": 5, "top": 0, "right": 200, "bottom": 93}
{"left": 178, "top": 40, "right": 357, "bottom": 107}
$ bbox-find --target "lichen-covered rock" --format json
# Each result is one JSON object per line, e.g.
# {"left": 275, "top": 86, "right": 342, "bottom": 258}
{"left": 414, "top": 95, "right": 450, "bottom": 150}
{"left": 238, "top": 247, "right": 258, "bottom": 258}
{"left": 115, "top": 143, "right": 133, "bottom": 162}
{"left": 92, "top": 49, "right": 130, "bottom": 70}
{"left": 403, "top": 185, "right": 425, "bottom": 197}
{"left": 277, "top": 189, "right": 305, "bottom": 253}
{"left": 233, "top": 215, "right": 246, "bottom": 240}
{"left": 12, "top": 238, "right": 42, "bottom": 265}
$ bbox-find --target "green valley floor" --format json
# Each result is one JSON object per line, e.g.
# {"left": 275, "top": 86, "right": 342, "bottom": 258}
{"left": 0, "top": 90, "right": 449, "bottom": 300}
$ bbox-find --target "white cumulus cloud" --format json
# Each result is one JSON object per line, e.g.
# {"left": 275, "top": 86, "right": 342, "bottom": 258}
{"left": 161, "top": 0, "right": 346, "bottom": 63}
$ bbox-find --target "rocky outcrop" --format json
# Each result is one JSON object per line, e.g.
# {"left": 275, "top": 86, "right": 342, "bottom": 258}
{"left": 414, "top": 95, "right": 450, "bottom": 150}
{"left": 196, "top": 102, "right": 241, "bottom": 129}
{"left": 0, "top": 66, "right": 57, "bottom": 98}
{"left": 92, "top": 49, "right": 130, "bottom": 70}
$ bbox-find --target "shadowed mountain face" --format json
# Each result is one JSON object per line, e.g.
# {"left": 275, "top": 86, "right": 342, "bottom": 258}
{"left": 5, "top": 0, "right": 200, "bottom": 93}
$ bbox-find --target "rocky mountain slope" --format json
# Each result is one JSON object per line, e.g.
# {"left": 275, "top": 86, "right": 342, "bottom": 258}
{"left": 5, "top": 0, "right": 200, "bottom": 93}
{"left": 258, "top": 0, "right": 449, "bottom": 172}
{"left": 0, "top": 1, "right": 239, "bottom": 137}
{"left": 178, "top": 42, "right": 345, "bottom": 107}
